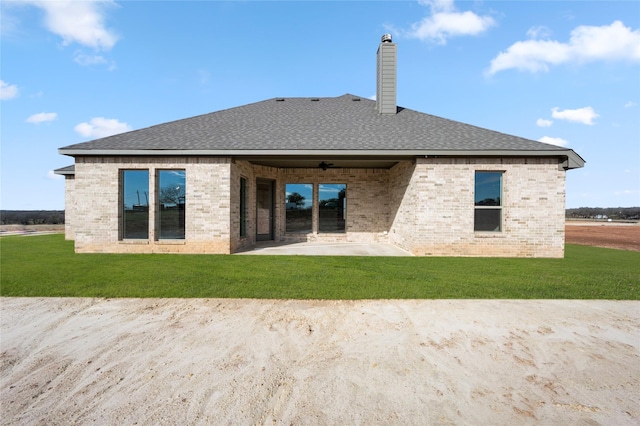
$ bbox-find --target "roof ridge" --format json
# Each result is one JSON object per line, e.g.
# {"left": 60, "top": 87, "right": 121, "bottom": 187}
{"left": 266, "top": 93, "right": 367, "bottom": 100}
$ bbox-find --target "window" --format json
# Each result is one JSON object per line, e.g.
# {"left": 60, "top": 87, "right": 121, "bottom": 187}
{"left": 158, "top": 170, "right": 186, "bottom": 239}
{"left": 319, "top": 183, "right": 346, "bottom": 233}
{"left": 285, "top": 183, "right": 313, "bottom": 233}
{"left": 474, "top": 171, "right": 502, "bottom": 232}
{"left": 240, "top": 177, "right": 247, "bottom": 237}
{"left": 121, "top": 170, "right": 149, "bottom": 239}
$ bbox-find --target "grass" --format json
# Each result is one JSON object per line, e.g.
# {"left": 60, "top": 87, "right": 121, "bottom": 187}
{"left": 1, "top": 234, "right": 638, "bottom": 299}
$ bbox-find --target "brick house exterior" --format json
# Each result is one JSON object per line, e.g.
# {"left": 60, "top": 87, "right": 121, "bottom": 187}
{"left": 56, "top": 35, "right": 584, "bottom": 257}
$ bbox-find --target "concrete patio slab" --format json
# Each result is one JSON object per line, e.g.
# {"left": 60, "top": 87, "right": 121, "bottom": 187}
{"left": 235, "top": 242, "right": 414, "bottom": 256}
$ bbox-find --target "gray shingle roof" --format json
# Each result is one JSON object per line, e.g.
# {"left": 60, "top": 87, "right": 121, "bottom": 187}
{"left": 53, "top": 165, "right": 75, "bottom": 175}
{"left": 59, "top": 94, "right": 583, "bottom": 166}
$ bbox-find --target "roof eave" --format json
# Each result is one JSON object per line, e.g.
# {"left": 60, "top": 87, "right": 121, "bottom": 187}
{"left": 426, "top": 149, "right": 585, "bottom": 170}
{"left": 53, "top": 165, "right": 76, "bottom": 176}
{"left": 58, "top": 148, "right": 585, "bottom": 169}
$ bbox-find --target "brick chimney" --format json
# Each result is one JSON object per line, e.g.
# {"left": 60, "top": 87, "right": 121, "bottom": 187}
{"left": 376, "top": 34, "right": 397, "bottom": 114}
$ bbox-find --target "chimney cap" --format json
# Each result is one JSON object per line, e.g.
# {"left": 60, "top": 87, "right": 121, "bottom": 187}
{"left": 381, "top": 34, "right": 392, "bottom": 43}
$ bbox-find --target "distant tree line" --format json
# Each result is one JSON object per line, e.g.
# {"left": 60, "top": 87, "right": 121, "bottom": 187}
{"left": 1, "top": 211, "right": 65, "bottom": 225}
{"left": 566, "top": 207, "right": 640, "bottom": 221}
{"left": 1, "top": 207, "right": 638, "bottom": 225}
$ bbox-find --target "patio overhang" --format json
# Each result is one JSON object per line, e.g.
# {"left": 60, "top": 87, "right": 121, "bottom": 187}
{"left": 241, "top": 155, "right": 410, "bottom": 169}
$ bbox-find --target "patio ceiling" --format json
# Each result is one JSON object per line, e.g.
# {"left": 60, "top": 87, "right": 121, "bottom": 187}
{"left": 241, "top": 155, "right": 412, "bottom": 169}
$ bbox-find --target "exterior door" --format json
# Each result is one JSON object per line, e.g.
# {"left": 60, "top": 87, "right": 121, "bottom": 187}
{"left": 256, "top": 179, "right": 274, "bottom": 241}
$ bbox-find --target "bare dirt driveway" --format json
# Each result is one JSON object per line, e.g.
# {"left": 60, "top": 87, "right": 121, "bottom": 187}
{"left": 1, "top": 298, "right": 638, "bottom": 425}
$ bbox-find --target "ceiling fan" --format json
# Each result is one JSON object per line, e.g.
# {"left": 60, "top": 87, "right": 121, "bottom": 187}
{"left": 318, "top": 161, "right": 334, "bottom": 171}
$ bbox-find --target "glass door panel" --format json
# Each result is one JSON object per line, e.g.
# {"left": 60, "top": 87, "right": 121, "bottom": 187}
{"left": 319, "top": 183, "right": 346, "bottom": 233}
{"left": 256, "top": 179, "right": 274, "bottom": 241}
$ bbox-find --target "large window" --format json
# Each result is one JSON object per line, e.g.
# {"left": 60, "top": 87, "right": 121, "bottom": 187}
{"left": 319, "top": 183, "right": 346, "bottom": 233}
{"left": 121, "top": 170, "right": 149, "bottom": 239}
{"left": 285, "top": 183, "right": 313, "bottom": 233}
{"left": 240, "top": 177, "right": 247, "bottom": 237}
{"left": 474, "top": 171, "right": 502, "bottom": 232}
{"left": 158, "top": 170, "right": 186, "bottom": 239}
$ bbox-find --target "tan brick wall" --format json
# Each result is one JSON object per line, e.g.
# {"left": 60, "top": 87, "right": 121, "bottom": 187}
{"left": 64, "top": 175, "right": 76, "bottom": 240}
{"left": 72, "top": 156, "right": 232, "bottom": 254}
{"left": 68, "top": 156, "right": 566, "bottom": 257}
{"left": 388, "top": 160, "right": 418, "bottom": 251}
{"left": 390, "top": 157, "right": 565, "bottom": 258}
{"left": 230, "top": 160, "right": 259, "bottom": 252}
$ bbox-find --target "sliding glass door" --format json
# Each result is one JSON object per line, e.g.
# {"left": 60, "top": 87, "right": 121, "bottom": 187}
{"left": 319, "top": 183, "right": 346, "bottom": 233}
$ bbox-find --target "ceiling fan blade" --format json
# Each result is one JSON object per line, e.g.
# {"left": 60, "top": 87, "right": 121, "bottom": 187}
{"left": 318, "top": 161, "right": 336, "bottom": 171}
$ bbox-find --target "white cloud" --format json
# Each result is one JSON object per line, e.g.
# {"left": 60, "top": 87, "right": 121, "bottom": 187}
{"left": 488, "top": 40, "right": 571, "bottom": 74}
{"left": 624, "top": 101, "right": 637, "bottom": 108}
{"left": 536, "top": 118, "right": 553, "bottom": 127}
{"left": 539, "top": 136, "right": 569, "bottom": 147}
{"left": 404, "top": 0, "right": 495, "bottom": 44}
{"left": 73, "top": 51, "right": 116, "bottom": 70}
{"left": 26, "top": 112, "right": 57, "bottom": 124}
{"left": 418, "top": 0, "right": 455, "bottom": 12}
{"left": 488, "top": 21, "right": 640, "bottom": 74}
{"left": 74, "top": 117, "right": 131, "bottom": 138}
{"left": 571, "top": 20, "right": 640, "bottom": 61}
{"left": 526, "top": 25, "right": 552, "bottom": 40}
{"left": 73, "top": 51, "right": 107, "bottom": 66}
{"left": 26, "top": 0, "right": 118, "bottom": 50}
{"left": 47, "top": 170, "right": 63, "bottom": 180}
{"left": 552, "top": 106, "right": 599, "bottom": 125}
{"left": 1, "top": 80, "right": 19, "bottom": 100}
{"left": 0, "top": 6, "right": 21, "bottom": 37}
{"left": 614, "top": 189, "right": 640, "bottom": 196}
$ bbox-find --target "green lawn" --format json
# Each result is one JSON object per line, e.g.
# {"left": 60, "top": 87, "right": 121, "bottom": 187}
{"left": 1, "top": 234, "right": 638, "bottom": 299}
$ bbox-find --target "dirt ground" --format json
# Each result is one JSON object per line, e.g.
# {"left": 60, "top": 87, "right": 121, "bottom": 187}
{"left": 566, "top": 221, "right": 640, "bottom": 251}
{"left": 1, "top": 222, "right": 638, "bottom": 424}
{"left": 0, "top": 224, "right": 64, "bottom": 236}
{"left": 1, "top": 298, "right": 638, "bottom": 425}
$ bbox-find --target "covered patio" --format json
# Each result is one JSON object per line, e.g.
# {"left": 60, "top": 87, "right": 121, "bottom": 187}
{"left": 234, "top": 241, "right": 413, "bottom": 256}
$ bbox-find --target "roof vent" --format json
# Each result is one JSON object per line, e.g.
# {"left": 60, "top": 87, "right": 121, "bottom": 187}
{"left": 275, "top": 98, "right": 285, "bottom": 102}
{"left": 352, "top": 98, "right": 361, "bottom": 101}
{"left": 311, "top": 98, "right": 319, "bottom": 101}
{"left": 381, "top": 33, "right": 392, "bottom": 43}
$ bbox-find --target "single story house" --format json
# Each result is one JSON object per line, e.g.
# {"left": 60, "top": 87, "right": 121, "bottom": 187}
{"left": 56, "top": 34, "right": 584, "bottom": 257}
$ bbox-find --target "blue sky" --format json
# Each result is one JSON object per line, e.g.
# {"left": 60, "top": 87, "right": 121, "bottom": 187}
{"left": 1, "top": 0, "right": 638, "bottom": 210}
